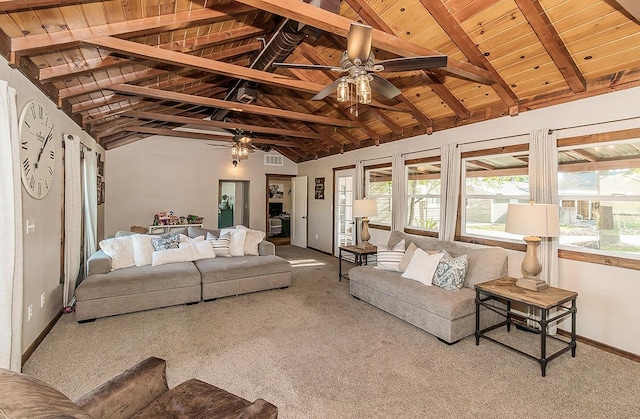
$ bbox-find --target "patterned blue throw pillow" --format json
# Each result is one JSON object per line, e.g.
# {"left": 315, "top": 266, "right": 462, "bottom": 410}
{"left": 151, "top": 236, "right": 179, "bottom": 251}
{"left": 432, "top": 250, "right": 468, "bottom": 291}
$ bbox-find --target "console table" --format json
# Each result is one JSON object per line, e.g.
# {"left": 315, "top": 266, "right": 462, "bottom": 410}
{"left": 338, "top": 245, "right": 377, "bottom": 282}
{"left": 148, "top": 224, "right": 203, "bottom": 234}
{"left": 475, "top": 277, "right": 577, "bottom": 377}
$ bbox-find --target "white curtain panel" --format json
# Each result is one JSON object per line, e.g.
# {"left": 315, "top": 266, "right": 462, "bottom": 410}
{"left": 529, "top": 129, "right": 559, "bottom": 334}
{"left": 391, "top": 153, "right": 406, "bottom": 232}
{"left": 439, "top": 143, "right": 461, "bottom": 241}
{"left": 354, "top": 159, "right": 364, "bottom": 200}
{"left": 63, "top": 135, "right": 82, "bottom": 308}
{"left": 0, "top": 81, "right": 23, "bottom": 371}
{"left": 528, "top": 129, "right": 559, "bottom": 288}
{"left": 82, "top": 148, "right": 98, "bottom": 267}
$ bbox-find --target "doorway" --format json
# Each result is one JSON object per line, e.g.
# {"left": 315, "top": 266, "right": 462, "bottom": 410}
{"left": 334, "top": 169, "right": 355, "bottom": 256}
{"left": 218, "top": 180, "right": 250, "bottom": 228}
{"left": 266, "top": 174, "right": 294, "bottom": 245}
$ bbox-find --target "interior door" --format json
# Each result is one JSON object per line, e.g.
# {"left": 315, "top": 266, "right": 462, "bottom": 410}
{"left": 334, "top": 169, "right": 355, "bottom": 256}
{"left": 291, "top": 176, "right": 308, "bottom": 248}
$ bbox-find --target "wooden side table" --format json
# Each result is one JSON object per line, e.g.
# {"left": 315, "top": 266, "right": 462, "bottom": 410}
{"left": 338, "top": 245, "right": 377, "bottom": 281}
{"left": 475, "top": 277, "right": 578, "bottom": 377}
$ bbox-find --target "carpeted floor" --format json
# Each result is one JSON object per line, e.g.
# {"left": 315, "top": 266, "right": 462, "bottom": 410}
{"left": 24, "top": 246, "right": 640, "bottom": 418}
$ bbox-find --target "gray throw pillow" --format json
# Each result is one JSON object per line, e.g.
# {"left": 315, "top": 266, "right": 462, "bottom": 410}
{"left": 151, "top": 236, "right": 179, "bottom": 251}
{"left": 432, "top": 250, "right": 468, "bottom": 291}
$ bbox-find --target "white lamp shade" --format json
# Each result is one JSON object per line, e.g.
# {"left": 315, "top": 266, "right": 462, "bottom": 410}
{"left": 505, "top": 202, "right": 560, "bottom": 237}
{"left": 353, "top": 199, "right": 378, "bottom": 218}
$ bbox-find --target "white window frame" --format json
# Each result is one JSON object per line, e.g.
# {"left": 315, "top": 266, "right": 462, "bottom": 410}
{"left": 365, "top": 165, "right": 392, "bottom": 227}
{"left": 405, "top": 163, "right": 441, "bottom": 232}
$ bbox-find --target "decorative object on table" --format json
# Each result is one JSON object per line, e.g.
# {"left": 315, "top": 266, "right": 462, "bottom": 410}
{"left": 314, "top": 177, "right": 325, "bottom": 199}
{"left": 353, "top": 199, "right": 378, "bottom": 249}
{"left": 505, "top": 201, "right": 560, "bottom": 291}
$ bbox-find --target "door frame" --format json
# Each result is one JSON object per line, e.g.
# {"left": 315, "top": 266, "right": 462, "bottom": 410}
{"left": 265, "top": 174, "right": 295, "bottom": 243}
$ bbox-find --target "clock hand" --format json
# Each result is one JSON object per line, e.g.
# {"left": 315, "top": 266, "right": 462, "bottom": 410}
{"left": 35, "top": 126, "right": 54, "bottom": 169}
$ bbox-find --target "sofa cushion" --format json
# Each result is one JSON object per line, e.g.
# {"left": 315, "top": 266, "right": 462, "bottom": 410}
{"left": 236, "top": 225, "right": 266, "bottom": 255}
{"left": 400, "top": 248, "right": 443, "bottom": 286}
{"left": 207, "top": 232, "right": 232, "bottom": 257}
{"left": 195, "top": 255, "right": 291, "bottom": 284}
{"left": 151, "top": 236, "right": 179, "bottom": 251}
{"left": 350, "top": 266, "right": 477, "bottom": 321}
{"left": 99, "top": 236, "right": 135, "bottom": 270}
{"left": 132, "top": 234, "right": 158, "bottom": 267}
{"left": 220, "top": 228, "right": 247, "bottom": 256}
{"left": 375, "top": 239, "right": 405, "bottom": 272}
{"left": 188, "top": 226, "right": 219, "bottom": 239}
{"left": 0, "top": 368, "right": 93, "bottom": 419}
{"left": 151, "top": 247, "right": 194, "bottom": 266}
{"left": 76, "top": 262, "right": 201, "bottom": 301}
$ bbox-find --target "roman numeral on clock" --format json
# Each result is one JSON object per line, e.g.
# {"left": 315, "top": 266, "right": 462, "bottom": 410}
{"left": 50, "top": 150, "right": 55, "bottom": 159}
{"left": 23, "top": 158, "right": 30, "bottom": 175}
{"left": 22, "top": 141, "right": 28, "bottom": 150}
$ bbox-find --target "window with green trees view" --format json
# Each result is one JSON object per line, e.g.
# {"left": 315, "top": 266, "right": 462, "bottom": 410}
{"left": 406, "top": 163, "right": 440, "bottom": 231}
{"left": 366, "top": 166, "right": 392, "bottom": 225}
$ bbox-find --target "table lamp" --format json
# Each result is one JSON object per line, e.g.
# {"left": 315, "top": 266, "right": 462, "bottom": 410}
{"left": 505, "top": 201, "right": 560, "bottom": 291}
{"left": 353, "top": 199, "right": 378, "bottom": 248}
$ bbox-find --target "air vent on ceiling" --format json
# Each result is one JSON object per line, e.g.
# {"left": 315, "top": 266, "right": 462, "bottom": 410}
{"left": 236, "top": 86, "right": 257, "bottom": 104}
{"left": 265, "top": 154, "right": 284, "bottom": 166}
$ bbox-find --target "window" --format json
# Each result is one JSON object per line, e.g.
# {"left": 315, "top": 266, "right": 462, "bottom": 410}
{"left": 365, "top": 165, "right": 392, "bottom": 226}
{"left": 557, "top": 140, "right": 640, "bottom": 259}
{"left": 406, "top": 162, "right": 440, "bottom": 231}
{"left": 462, "top": 151, "right": 530, "bottom": 240}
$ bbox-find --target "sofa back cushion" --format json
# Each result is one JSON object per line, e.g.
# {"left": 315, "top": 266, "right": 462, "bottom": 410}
{"left": 388, "top": 231, "right": 508, "bottom": 289}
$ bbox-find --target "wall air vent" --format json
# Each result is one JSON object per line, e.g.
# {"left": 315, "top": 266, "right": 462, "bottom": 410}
{"left": 265, "top": 154, "right": 284, "bottom": 166}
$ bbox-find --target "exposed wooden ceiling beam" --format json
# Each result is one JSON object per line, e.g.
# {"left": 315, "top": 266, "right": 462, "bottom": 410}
{"left": 573, "top": 149, "right": 598, "bottom": 163}
{"left": 84, "top": 36, "right": 327, "bottom": 95}
{"left": 5, "top": 3, "right": 256, "bottom": 55}
{"left": 514, "top": 0, "right": 586, "bottom": 93}
{"left": 417, "top": 0, "right": 519, "bottom": 113}
{"left": 112, "top": 83, "right": 355, "bottom": 127}
{"left": 367, "top": 107, "right": 403, "bottom": 135}
{"left": 345, "top": 0, "right": 470, "bottom": 121}
{"left": 0, "top": 0, "right": 100, "bottom": 12}
{"left": 234, "top": 0, "right": 495, "bottom": 85}
{"left": 398, "top": 95, "right": 433, "bottom": 134}
{"left": 122, "top": 126, "right": 303, "bottom": 147}
{"left": 123, "top": 110, "right": 325, "bottom": 140}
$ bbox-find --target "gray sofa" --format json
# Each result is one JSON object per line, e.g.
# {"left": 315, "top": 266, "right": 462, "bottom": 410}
{"left": 75, "top": 228, "right": 291, "bottom": 322}
{"left": 349, "top": 231, "right": 508, "bottom": 344}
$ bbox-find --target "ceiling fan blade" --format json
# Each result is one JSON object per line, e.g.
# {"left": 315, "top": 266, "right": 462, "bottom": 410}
{"left": 377, "top": 55, "right": 448, "bottom": 72}
{"left": 311, "top": 78, "right": 344, "bottom": 100}
{"left": 347, "top": 22, "right": 373, "bottom": 63}
{"left": 370, "top": 74, "right": 402, "bottom": 99}
{"left": 272, "top": 62, "right": 338, "bottom": 71}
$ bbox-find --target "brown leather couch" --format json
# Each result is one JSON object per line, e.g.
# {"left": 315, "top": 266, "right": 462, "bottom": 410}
{"left": 0, "top": 357, "right": 277, "bottom": 418}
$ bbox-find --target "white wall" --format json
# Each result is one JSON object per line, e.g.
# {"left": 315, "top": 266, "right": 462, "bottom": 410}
{"left": 298, "top": 86, "right": 640, "bottom": 356}
{"left": 1, "top": 57, "right": 104, "bottom": 354}
{"left": 104, "top": 136, "right": 297, "bottom": 236}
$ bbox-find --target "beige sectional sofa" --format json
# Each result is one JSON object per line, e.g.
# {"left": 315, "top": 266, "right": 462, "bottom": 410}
{"left": 349, "top": 231, "right": 508, "bottom": 344}
{"left": 75, "top": 228, "right": 291, "bottom": 322}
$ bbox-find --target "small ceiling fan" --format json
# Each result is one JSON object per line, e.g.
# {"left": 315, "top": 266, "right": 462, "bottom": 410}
{"left": 206, "top": 131, "right": 255, "bottom": 161}
{"left": 273, "top": 22, "right": 448, "bottom": 103}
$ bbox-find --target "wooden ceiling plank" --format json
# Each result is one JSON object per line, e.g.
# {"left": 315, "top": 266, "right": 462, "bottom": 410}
{"left": 234, "top": 0, "right": 495, "bottom": 85}
{"left": 418, "top": 0, "right": 519, "bottom": 111}
{"left": 513, "top": 0, "right": 586, "bottom": 93}
{"left": 112, "top": 83, "right": 355, "bottom": 127}
{"left": 345, "top": 0, "right": 470, "bottom": 120}
{"left": 33, "top": 54, "right": 131, "bottom": 82}
{"left": 123, "top": 110, "right": 325, "bottom": 140}
{"left": 84, "top": 36, "right": 326, "bottom": 94}
{"left": 9, "top": 3, "right": 256, "bottom": 54}
{"left": 367, "top": 107, "right": 403, "bottom": 135}
{"left": 398, "top": 95, "right": 433, "bottom": 133}
{"left": 56, "top": 67, "right": 168, "bottom": 100}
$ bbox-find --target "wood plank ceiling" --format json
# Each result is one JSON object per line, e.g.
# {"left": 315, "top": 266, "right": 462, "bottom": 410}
{"left": 1, "top": 0, "right": 639, "bottom": 162}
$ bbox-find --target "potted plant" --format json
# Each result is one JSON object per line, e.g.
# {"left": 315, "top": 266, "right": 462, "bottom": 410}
{"left": 220, "top": 195, "right": 229, "bottom": 210}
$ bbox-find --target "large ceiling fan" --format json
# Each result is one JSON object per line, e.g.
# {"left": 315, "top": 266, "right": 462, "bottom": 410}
{"left": 273, "top": 22, "right": 448, "bottom": 103}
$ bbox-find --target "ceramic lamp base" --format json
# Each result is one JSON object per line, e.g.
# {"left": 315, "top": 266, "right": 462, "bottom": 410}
{"left": 516, "top": 277, "right": 549, "bottom": 291}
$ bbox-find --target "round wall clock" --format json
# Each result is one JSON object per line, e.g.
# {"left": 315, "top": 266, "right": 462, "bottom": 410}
{"left": 19, "top": 100, "right": 56, "bottom": 199}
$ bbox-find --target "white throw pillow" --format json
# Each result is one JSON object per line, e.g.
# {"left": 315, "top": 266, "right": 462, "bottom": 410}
{"left": 235, "top": 225, "right": 266, "bottom": 255}
{"left": 131, "top": 234, "right": 159, "bottom": 267}
{"left": 375, "top": 239, "right": 405, "bottom": 272}
{"left": 180, "top": 240, "right": 216, "bottom": 261}
{"left": 177, "top": 234, "right": 204, "bottom": 244}
{"left": 401, "top": 248, "right": 444, "bottom": 286}
{"left": 151, "top": 246, "right": 194, "bottom": 266}
{"left": 220, "top": 228, "right": 247, "bottom": 257}
{"left": 99, "top": 236, "right": 135, "bottom": 271}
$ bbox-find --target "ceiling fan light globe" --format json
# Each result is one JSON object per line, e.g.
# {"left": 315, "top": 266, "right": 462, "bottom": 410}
{"left": 356, "top": 74, "right": 372, "bottom": 104}
{"left": 336, "top": 80, "right": 350, "bottom": 102}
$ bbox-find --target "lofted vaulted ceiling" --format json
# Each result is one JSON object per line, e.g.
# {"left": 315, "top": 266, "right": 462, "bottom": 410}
{"left": 1, "top": 0, "right": 639, "bottom": 162}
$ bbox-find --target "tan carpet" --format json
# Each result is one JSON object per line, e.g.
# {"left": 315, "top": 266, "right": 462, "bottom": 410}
{"left": 24, "top": 246, "right": 640, "bottom": 418}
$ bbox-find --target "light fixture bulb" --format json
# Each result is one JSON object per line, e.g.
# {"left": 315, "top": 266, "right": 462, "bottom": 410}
{"left": 336, "top": 79, "right": 349, "bottom": 102}
{"left": 356, "top": 74, "right": 371, "bottom": 104}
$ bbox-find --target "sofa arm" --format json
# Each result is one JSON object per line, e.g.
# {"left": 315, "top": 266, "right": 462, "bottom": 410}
{"left": 238, "top": 399, "right": 278, "bottom": 419}
{"left": 86, "top": 250, "right": 112, "bottom": 276}
{"left": 258, "top": 240, "right": 275, "bottom": 256}
{"left": 74, "top": 357, "right": 169, "bottom": 419}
